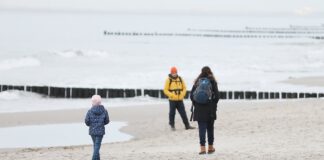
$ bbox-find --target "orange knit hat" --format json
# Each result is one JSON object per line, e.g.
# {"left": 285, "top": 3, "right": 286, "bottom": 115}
{"left": 170, "top": 66, "right": 177, "bottom": 74}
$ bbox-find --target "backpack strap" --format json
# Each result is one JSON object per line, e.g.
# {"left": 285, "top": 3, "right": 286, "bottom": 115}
{"left": 178, "top": 76, "right": 183, "bottom": 86}
{"left": 169, "top": 76, "right": 182, "bottom": 88}
{"left": 190, "top": 103, "right": 194, "bottom": 121}
{"left": 168, "top": 76, "right": 183, "bottom": 95}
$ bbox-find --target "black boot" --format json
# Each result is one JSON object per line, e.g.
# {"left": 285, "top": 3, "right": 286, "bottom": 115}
{"left": 185, "top": 124, "right": 195, "bottom": 130}
{"left": 170, "top": 124, "right": 176, "bottom": 131}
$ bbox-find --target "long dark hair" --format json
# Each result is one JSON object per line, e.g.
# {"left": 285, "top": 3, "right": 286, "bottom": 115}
{"left": 194, "top": 66, "right": 216, "bottom": 85}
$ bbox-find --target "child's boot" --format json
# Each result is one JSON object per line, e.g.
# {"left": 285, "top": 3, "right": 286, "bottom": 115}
{"left": 208, "top": 145, "right": 215, "bottom": 154}
{"left": 199, "top": 146, "right": 206, "bottom": 155}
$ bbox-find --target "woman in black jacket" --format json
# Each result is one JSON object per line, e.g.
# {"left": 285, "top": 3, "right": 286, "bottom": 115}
{"left": 190, "top": 66, "right": 220, "bottom": 155}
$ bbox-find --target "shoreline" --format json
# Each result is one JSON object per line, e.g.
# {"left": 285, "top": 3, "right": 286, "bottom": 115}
{"left": 1, "top": 99, "right": 320, "bottom": 128}
{"left": 282, "top": 76, "right": 324, "bottom": 87}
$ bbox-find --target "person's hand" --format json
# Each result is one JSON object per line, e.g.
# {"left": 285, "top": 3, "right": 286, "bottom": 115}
{"left": 179, "top": 95, "right": 185, "bottom": 100}
{"left": 170, "top": 94, "right": 177, "bottom": 99}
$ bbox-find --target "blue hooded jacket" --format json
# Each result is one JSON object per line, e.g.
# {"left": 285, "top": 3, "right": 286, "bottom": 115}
{"left": 85, "top": 105, "right": 110, "bottom": 136}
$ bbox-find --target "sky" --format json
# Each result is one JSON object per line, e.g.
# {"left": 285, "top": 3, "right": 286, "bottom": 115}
{"left": 0, "top": 0, "right": 323, "bottom": 16}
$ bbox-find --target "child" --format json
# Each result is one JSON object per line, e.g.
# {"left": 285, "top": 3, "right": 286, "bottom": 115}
{"left": 85, "top": 95, "right": 110, "bottom": 160}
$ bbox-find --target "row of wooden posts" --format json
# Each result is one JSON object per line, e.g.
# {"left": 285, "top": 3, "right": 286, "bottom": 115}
{"left": 103, "top": 31, "right": 324, "bottom": 40}
{"left": 187, "top": 29, "right": 324, "bottom": 34}
{"left": 0, "top": 85, "right": 323, "bottom": 100}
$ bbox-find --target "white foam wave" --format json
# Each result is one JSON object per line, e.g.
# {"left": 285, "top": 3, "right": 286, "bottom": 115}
{"left": 0, "top": 57, "right": 40, "bottom": 71}
{"left": 53, "top": 50, "right": 109, "bottom": 58}
{"left": 0, "top": 90, "right": 44, "bottom": 101}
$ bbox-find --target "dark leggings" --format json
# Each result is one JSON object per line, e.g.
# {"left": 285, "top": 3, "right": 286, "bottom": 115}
{"left": 198, "top": 120, "right": 215, "bottom": 146}
{"left": 169, "top": 100, "right": 190, "bottom": 127}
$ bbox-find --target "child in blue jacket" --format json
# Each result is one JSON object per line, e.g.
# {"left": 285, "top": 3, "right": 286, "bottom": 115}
{"left": 85, "top": 95, "right": 110, "bottom": 160}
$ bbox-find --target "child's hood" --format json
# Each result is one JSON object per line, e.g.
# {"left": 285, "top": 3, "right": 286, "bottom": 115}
{"left": 90, "top": 105, "right": 106, "bottom": 115}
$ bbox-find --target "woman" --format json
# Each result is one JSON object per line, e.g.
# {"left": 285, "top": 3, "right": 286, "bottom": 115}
{"left": 190, "top": 66, "right": 220, "bottom": 155}
{"left": 85, "top": 95, "right": 110, "bottom": 160}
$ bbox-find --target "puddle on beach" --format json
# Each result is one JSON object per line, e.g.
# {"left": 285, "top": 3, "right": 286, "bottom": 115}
{"left": 0, "top": 122, "right": 132, "bottom": 148}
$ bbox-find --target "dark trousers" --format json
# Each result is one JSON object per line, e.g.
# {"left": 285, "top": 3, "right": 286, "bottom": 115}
{"left": 91, "top": 135, "right": 103, "bottom": 160}
{"left": 169, "top": 100, "right": 190, "bottom": 127}
{"left": 198, "top": 120, "right": 215, "bottom": 146}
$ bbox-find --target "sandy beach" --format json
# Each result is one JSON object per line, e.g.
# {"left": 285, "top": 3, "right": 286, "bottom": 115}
{"left": 1, "top": 1, "right": 324, "bottom": 159}
{"left": 0, "top": 98, "right": 323, "bottom": 160}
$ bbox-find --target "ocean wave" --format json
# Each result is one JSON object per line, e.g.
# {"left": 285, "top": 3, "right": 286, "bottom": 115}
{"left": 0, "top": 90, "right": 44, "bottom": 101}
{"left": 52, "top": 50, "right": 109, "bottom": 58}
{"left": 0, "top": 57, "right": 40, "bottom": 71}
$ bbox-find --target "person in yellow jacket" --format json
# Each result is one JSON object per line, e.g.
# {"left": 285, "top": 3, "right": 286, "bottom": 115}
{"left": 164, "top": 66, "right": 195, "bottom": 131}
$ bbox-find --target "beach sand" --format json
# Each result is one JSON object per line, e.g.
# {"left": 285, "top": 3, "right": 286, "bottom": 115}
{"left": 0, "top": 99, "right": 324, "bottom": 160}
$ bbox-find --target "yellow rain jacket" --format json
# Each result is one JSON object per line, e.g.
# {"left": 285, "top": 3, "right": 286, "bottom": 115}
{"left": 163, "top": 75, "right": 187, "bottom": 101}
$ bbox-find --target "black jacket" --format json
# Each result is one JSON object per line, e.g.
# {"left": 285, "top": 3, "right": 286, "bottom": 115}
{"left": 190, "top": 76, "right": 220, "bottom": 122}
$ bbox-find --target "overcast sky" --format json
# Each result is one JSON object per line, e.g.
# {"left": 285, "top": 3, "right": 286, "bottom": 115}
{"left": 0, "top": 0, "right": 323, "bottom": 16}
